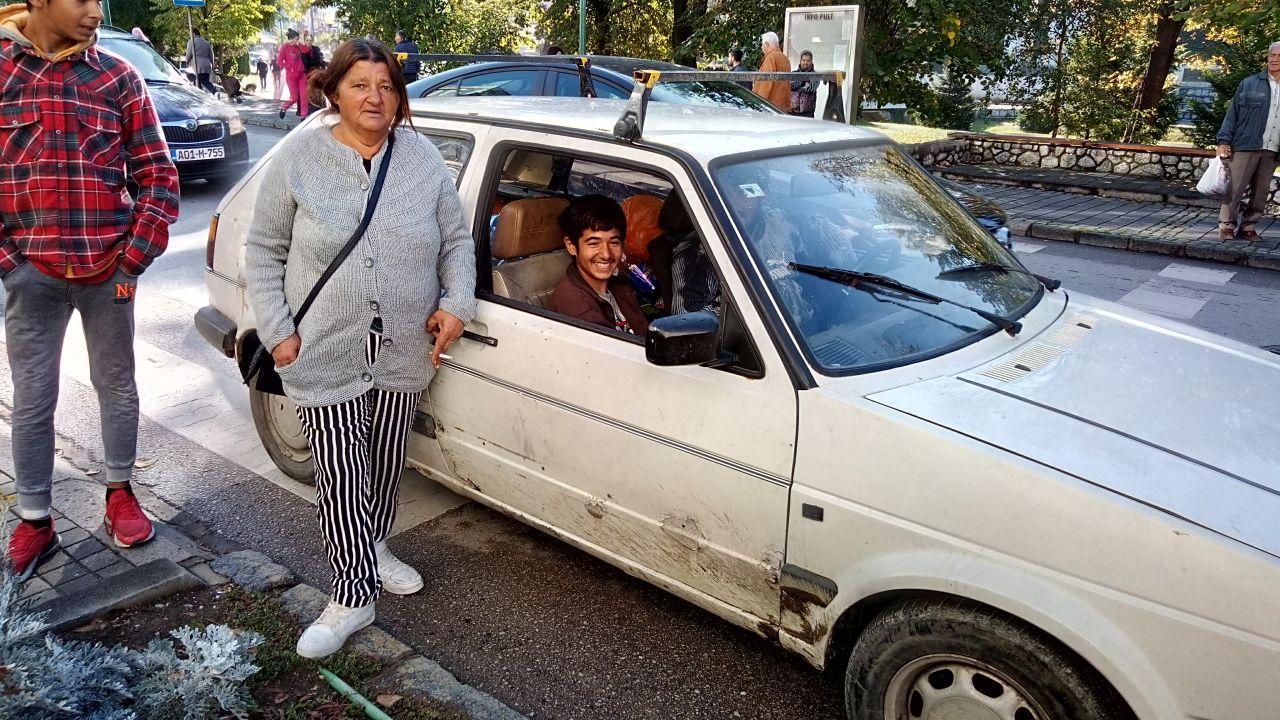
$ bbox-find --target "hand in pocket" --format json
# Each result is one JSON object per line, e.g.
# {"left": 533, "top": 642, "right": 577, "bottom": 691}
{"left": 272, "top": 333, "right": 301, "bottom": 368}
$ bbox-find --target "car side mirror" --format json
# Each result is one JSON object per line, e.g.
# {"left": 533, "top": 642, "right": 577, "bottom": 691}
{"left": 646, "top": 311, "right": 720, "bottom": 366}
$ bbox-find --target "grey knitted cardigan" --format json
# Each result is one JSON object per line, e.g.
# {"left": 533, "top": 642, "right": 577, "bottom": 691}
{"left": 245, "top": 124, "right": 477, "bottom": 407}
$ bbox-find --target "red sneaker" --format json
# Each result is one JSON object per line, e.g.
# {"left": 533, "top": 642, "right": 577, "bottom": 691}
{"left": 104, "top": 488, "right": 155, "bottom": 548}
{"left": 9, "top": 520, "right": 60, "bottom": 582}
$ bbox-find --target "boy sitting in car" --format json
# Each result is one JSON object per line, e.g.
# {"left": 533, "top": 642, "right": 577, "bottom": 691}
{"left": 547, "top": 195, "right": 650, "bottom": 337}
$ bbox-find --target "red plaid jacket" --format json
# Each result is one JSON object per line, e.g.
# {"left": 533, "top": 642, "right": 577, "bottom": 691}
{"left": 0, "top": 37, "right": 179, "bottom": 280}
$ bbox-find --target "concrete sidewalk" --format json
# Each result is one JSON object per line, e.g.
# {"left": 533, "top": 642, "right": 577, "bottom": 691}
{"left": 948, "top": 178, "right": 1280, "bottom": 271}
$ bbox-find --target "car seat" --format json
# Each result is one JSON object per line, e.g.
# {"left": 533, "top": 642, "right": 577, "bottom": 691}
{"left": 490, "top": 197, "right": 572, "bottom": 307}
{"left": 646, "top": 193, "right": 697, "bottom": 313}
{"left": 620, "top": 194, "right": 665, "bottom": 263}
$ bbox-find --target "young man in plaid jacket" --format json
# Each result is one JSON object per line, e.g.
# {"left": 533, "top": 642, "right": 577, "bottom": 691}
{"left": 0, "top": 0, "right": 179, "bottom": 579}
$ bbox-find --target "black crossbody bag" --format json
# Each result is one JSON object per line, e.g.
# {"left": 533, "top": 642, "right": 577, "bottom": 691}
{"left": 242, "top": 134, "right": 395, "bottom": 396}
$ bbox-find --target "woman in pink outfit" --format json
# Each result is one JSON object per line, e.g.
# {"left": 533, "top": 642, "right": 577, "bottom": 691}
{"left": 278, "top": 29, "right": 309, "bottom": 119}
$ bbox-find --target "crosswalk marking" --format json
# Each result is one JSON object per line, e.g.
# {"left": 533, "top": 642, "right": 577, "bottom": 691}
{"left": 1117, "top": 287, "right": 1208, "bottom": 320}
{"left": 1157, "top": 262, "right": 1236, "bottom": 286}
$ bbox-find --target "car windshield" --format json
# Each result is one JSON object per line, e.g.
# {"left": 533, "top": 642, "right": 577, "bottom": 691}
{"left": 714, "top": 143, "right": 1041, "bottom": 374}
{"left": 98, "top": 37, "right": 187, "bottom": 84}
{"left": 650, "top": 81, "right": 777, "bottom": 113}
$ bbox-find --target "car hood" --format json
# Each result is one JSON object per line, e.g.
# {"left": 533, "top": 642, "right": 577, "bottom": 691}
{"left": 867, "top": 293, "right": 1280, "bottom": 558}
{"left": 149, "top": 81, "right": 234, "bottom": 122}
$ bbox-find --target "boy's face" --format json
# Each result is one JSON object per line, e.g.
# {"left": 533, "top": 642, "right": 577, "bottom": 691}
{"left": 566, "top": 227, "right": 623, "bottom": 288}
{"left": 30, "top": 0, "right": 102, "bottom": 46}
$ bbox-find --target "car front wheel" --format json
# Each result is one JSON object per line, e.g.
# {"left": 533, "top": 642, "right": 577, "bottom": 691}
{"left": 248, "top": 385, "right": 315, "bottom": 484}
{"left": 845, "top": 599, "right": 1131, "bottom": 720}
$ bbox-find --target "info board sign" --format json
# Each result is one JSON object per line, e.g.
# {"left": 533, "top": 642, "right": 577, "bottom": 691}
{"left": 783, "top": 5, "right": 864, "bottom": 123}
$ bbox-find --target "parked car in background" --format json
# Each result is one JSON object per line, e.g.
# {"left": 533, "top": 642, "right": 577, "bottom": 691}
{"left": 199, "top": 95, "right": 1280, "bottom": 720}
{"left": 97, "top": 27, "right": 251, "bottom": 182}
{"left": 406, "top": 56, "right": 780, "bottom": 114}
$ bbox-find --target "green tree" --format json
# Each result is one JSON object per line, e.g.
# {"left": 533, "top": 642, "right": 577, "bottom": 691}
{"left": 682, "top": 0, "right": 1031, "bottom": 113}
{"left": 540, "top": 0, "right": 673, "bottom": 59}
{"left": 913, "top": 67, "right": 977, "bottom": 130}
{"left": 146, "top": 0, "right": 278, "bottom": 73}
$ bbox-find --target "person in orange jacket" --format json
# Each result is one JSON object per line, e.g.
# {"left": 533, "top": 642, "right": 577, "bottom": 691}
{"left": 753, "top": 31, "right": 791, "bottom": 113}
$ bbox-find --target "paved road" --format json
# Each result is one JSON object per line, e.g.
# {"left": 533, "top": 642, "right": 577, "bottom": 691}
{"left": 3, "top": 125, "right": 1279, "bottom": 719}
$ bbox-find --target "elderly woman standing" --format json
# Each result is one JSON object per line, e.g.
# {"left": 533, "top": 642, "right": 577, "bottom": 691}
{"left": 246, "top": 39, "right": 476, "bottom": 658}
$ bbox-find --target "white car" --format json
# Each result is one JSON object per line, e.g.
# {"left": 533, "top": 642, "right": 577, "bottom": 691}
{"left": 196, "top": 96, "right": 1280, "bottom": 720}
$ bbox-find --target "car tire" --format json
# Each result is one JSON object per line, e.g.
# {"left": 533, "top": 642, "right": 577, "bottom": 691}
{"left": 844, "top": 598, "right": 1131, "bottom": 720}
{"left": 248, "top": 385, "right": 316, "bottom": 484}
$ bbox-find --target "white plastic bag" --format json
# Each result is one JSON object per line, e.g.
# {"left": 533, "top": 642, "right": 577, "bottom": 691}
{"left": 1196, "top": 156, "right": 1229, "bottom": 197}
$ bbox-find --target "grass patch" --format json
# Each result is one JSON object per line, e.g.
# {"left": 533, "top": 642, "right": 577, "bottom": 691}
{"left": 856, "top": 121, "right": 954, "bottom": 144}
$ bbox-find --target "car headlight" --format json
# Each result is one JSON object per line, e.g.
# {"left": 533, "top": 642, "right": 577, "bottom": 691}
{"left": 226, "top": 115, "right": 244, "bottom": 135}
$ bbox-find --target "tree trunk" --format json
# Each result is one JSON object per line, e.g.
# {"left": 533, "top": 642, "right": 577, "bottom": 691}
{"left": 586, "top": 0, "right": 610, "bottom": 55}
{"left": 672, "top": 0, "right": 706, "bottom": 66}
{"left": 1050, "top": 13, "right": 1067, "bottom": 138}
{"left": 1125, "top": 1, "right": 1185, "bottom": 142}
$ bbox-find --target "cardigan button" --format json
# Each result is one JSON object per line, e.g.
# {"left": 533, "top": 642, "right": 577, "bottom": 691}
{"left": 361, "top": 372, "right": 372, "bottom": 382}
{"left": 360, "top": 181, "right": 369, "bottom": 191}
{"left": 364, "top": 258, "right": 373, "bottom": 268}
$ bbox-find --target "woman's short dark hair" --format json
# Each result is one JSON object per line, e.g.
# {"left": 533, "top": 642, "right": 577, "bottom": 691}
{"left": 311, "top": 38, "right": 413, "bottom": 129}
{"left": 286, "top": 28, "right": 299, "bottom": 40}
{"left": 558, "top": 194, "right": 627, "bottom": 244}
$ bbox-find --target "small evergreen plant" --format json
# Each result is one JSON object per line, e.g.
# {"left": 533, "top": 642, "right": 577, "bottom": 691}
{"left": 0, "top": 513, "right": 263, "bottom": 719}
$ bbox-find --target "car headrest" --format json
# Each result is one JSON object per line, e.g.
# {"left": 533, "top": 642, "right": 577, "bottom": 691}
{"left": 492, "top": 197, "right": 571, "bottom": 260}
{"left": 621, "top": 194, "right": 664, "bottom": 263}
{"left": 790, "top": 172, "right": 841, "bottom": 198}
{"left": 658, "top": 193, "right": 694, "bottom": 235}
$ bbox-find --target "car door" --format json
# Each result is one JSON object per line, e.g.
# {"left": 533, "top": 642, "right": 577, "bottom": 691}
{"left": 426, "top": 130, "right": 798, "bottom": 627}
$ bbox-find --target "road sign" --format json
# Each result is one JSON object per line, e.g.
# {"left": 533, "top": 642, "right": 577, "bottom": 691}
{"left": 173, "top": 0, "right": 205, "bottom": 6}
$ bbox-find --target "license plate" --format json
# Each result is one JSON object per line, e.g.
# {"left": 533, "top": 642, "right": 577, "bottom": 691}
{"left": 173, "top": 146, "right": 225, "bottom": 162}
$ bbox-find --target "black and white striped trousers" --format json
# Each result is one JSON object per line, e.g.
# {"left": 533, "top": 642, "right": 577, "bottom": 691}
{"left": 295, "top": 319, "right": 419, "bottom": 607}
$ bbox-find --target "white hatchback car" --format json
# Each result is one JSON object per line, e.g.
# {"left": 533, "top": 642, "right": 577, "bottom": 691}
{"left": 197, "top": 96, "right": 1280, "bottom": 720}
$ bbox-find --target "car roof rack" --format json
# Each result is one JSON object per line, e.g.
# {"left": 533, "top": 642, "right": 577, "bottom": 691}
{"left": 612, "top": 69, "right": 846, "bottom": 142}
{"left": 395, "top": 53, "right": 598, "bottom": 99}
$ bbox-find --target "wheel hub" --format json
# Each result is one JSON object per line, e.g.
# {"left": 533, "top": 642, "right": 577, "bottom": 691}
{"left": 885, "top": 654, "right": 1043, "bottom": 720}
{"left": 266, "top": 394, "right": 309, "bottom": 459}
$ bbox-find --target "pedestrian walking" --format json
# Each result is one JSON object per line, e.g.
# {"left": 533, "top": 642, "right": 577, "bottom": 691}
{"left": 271, "top": 49, "right": 283, "bottom": 101}
{"left": 728, "top": 48, "right": 751, "bottom": 90}
{"left": 278, "top": 28, "right": 309, "bottom": 119}
{"left": 393, "top": 30, "right": 419, "bottom": 86}
{"left": 0, "top": 0, "right": 179, "bottom": 580}
{"left": 184, "top": 27, "right": 218, "bottom": 95}
{"left": 1216, "top": 40, "right": 1280, "bottom": 242}
{"left": 245, "top": 38, "right": 476, "bottom": 659}
{"left": 789, "top": 50, "right": 818, "bottom": 117}
{"left": 753, "top": 31, "right": 791, "bottom": 113}
{"left": 256, "top": 56, "right": 268, "bottom": 92}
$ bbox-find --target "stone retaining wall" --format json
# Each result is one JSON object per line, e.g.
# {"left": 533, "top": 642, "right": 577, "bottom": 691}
{"left": 906, "top": 132, "right": 1279, "bottom": 210}
{"left": 943, "top": 132, "right": 1214, "bottom": 182}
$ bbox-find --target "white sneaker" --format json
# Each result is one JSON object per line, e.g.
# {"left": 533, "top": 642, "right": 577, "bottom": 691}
{"left": 376, "top": 541, "right": 424, "bottom": 595}
{"left": 296, "top": 601, "right": 374, "bottom": 659}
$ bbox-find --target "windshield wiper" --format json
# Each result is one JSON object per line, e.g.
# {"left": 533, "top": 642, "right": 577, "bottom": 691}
{"left": 937, "top": 261, "right": 1061, "bottom": 291}
{"left": 789, "top": 262, "right": 1022, "bottom": 336}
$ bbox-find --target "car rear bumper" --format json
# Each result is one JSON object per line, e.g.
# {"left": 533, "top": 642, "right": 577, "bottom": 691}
{"left": 195, "top": 305, "right": 237, "bottom": 358}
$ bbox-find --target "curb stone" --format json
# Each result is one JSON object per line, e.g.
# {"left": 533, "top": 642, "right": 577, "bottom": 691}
{"left": 33, "top": 558, "right": 203, "bottom": 633}
{"left": 1018, "top": 218, "right": 1280, "bottom": 272}
{"left": 277, "top": 583, "right": 526, "bottom": 720}
{"left": 210, "top": 550, "right": 296, "bottom": 591}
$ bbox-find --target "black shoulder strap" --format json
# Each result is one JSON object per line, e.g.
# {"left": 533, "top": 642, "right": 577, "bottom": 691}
{"left": 292, "top": 133, "right": 395, "bottom": 326}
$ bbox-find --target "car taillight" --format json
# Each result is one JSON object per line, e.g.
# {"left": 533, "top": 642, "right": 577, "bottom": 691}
{"left": 206, "top": 213, "right": 219, "bottom": 269}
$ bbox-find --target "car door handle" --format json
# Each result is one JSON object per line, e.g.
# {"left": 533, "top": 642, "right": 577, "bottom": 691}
{"left": 462, "top": 330, "right": 498, "bottom": 347}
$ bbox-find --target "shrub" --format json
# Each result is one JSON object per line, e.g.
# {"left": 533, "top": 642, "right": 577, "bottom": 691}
{"left": 912, "top": 71, "right": 978, "bottom": 131}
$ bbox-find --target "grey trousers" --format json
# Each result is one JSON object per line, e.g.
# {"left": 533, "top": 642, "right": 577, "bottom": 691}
{"left": 1219, "top": 150, "right": 1279, "bottom": 232}
{"left": 2, "top": 262, "right": 139, "bottom": 519}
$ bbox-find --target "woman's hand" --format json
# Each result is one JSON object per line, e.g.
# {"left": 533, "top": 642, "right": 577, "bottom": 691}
{"left": 426, "top": 310, "right": 463, "bottom": 368}
{"left": 272, "top": 333, "right": 301, "bottom": 368}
